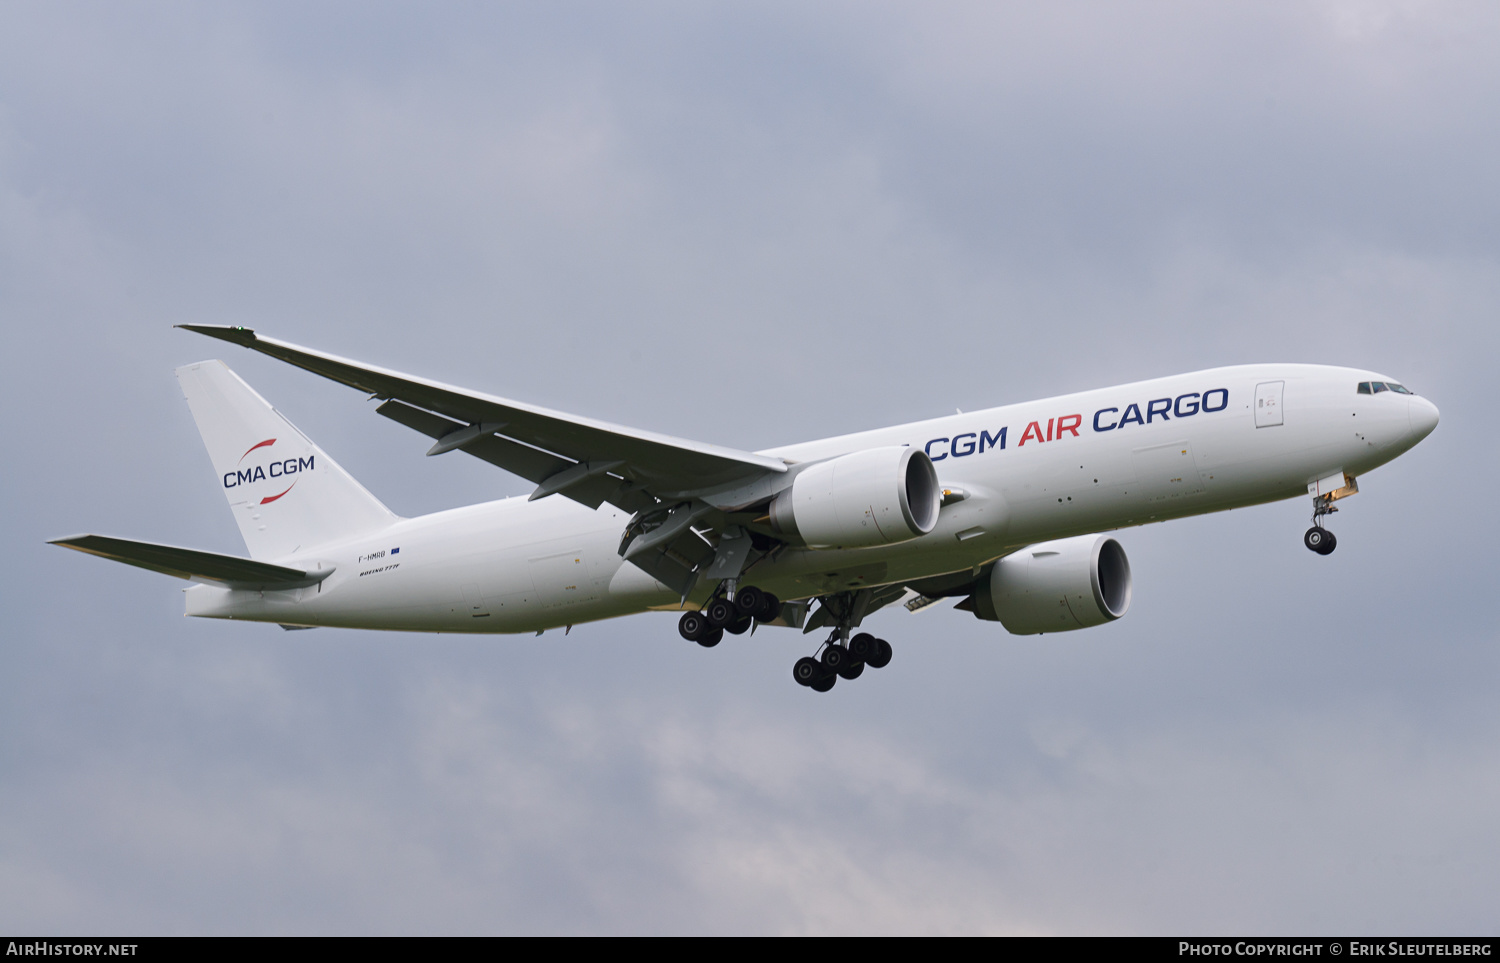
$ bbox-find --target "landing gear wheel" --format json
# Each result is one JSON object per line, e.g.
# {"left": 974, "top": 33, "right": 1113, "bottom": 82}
{"left": 866, "top": 639, "right": 893, "bottom": 669}
{"left": 836, "top": 660, "right": 865, "bottom": 681}
{"left": 1304, "top": 527, "right": 1337, "bottom": 555}
{"left": 821, "top": 644, "right": 850, "bottom": 672}
{"left": 809, "top": 673, "right": 836, "bottom": 693}
{"left": 756, "top": 592, "right": 781, "bottom": 622}
{"left": 725, "top": 616, "right": 753, "bottom": 636}
{"left": 697, "top": 627, "right": 724, "bottom": 648}
{"left": 678, "top": 611, "right": 708, "bottom": 642}
{"left": 849, "top": 633, "right": 876, "bottom": 662}
{"left": 705, "top": 598, "right": 737, "bottom": 628}
{"left": 793, "top": 657, "right": 822, "bottom": 687}
{"left": 735, "top": 586, "right": 765, "bottom": 618}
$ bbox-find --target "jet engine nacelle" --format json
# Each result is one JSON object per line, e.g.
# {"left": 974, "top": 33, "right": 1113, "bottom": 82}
{"left": 769, "top": 446, "right": 941, "bottom": 549}
{"left": 972, "top": 533, "right": 1132, "bottom": 634}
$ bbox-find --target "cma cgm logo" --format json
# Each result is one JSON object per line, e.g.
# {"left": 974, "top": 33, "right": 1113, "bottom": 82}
{"left": 223, "top": 438, "right": 314, "bottom": 505}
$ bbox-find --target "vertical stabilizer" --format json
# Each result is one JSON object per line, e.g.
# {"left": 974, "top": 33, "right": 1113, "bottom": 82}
{"left": 177, "top": 360, "right": 397, "bottom": 559}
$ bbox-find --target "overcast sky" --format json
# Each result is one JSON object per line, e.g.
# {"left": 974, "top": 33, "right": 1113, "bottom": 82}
{"left": 2, "top": 1, "right": 1496, "bottom": 935}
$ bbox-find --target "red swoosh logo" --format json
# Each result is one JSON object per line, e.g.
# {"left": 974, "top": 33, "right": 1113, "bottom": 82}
{"left": 260, "top": 482, "right": 296, "bottom": 505}
{"left": 240, "top": 438, "right": 276, "bottom": 463}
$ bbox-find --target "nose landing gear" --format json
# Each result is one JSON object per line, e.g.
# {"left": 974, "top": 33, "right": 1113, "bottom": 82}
{"left": 1304, "top": 526, "right": 1337, "bottom": 555}
{"left": 1304, "top": 493, "right": 1338, "bottom": 555}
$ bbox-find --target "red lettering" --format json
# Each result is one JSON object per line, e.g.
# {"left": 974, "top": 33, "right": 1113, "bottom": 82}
{"left": 1019, "top": 421, "right": 1046, "bottom": 446}
{"left": 1046, "top": 417, "right": 1054, "bottom": 442}
{"left": 1057, "top": 413, "right": 1082, "bottom": 438}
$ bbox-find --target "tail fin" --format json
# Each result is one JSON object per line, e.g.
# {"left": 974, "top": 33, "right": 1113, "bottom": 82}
{"left": 177, "top": 360, "right": 397, "bottom": 559}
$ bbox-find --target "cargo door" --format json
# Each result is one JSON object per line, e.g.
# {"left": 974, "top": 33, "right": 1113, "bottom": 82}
{"left": 1255, "top": 381, "right": 1284, "bottom": 428}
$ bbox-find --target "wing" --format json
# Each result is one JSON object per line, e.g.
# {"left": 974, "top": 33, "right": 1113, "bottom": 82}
{"left": 178, "top": 326, "right": 791, "bottom": 597}
{"left": 179, "top": 326, "right": 784, "bottom": 507}
{"left": 49, "top": 534, "right": 332, "bottom": 590}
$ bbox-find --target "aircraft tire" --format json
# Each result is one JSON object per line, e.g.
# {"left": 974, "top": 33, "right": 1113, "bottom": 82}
{"left": 678, "top": 611, "right": 708, "bottom": 642}
{"left": 866, "top": 639, "right": 893, "bottom": 669}
{"left": 735, "top": 586, "right": 765, "bottom": 618}
{"left": 726, "top": 616, "right": 752, "bottom": 635}
{"left": 809, "top": 673, "right": 836, "bottom": 693}
{"left": 1304, "top": 527, "right": 1335, "bottom": 554}
{"left": 706, "top": 598, "right": 736, "bottom": 628}
{"left": 755, "top": 592, "right": 781, "bottom": 622}
{"left": 849, "top": 632, "right": 876, "bottom": 661}
{"left": 698, "top": 627, "right": 724, "bottom": 648}
{"left": 836, "top": 660, "right": 865, "bottom": 681}
{"left": 793, "top": 657, "right": 822, "bottom": 687}
{"left": 821, "top": 644, "right": 849, "bottom": 671}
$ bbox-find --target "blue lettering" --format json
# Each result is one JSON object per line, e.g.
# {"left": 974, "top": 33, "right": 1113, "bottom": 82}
{"left": 236, "top": 468, "right": 255, "bottom": 486}
{"left": 223, "top": 472, "right": 237, "bottom": 488}
{"left": 1118, "top": 403, "right": 1144, "bottom": 428}
{"left": 298, "top": 456, "right": 314, "bottom": 472}
{"left": 1093, "top": 408, "right": 1119, "bottom": 431}
{"left": 269, "top": 461, "right": 282, "bottom": 478}
{"left": 1174, "top": 393, "right": 1200, "bottom": 417}
{"left": 980, "top": 427, "right": 1006, "bottom": 452}
{"left": 951, "top": 433, "right": 977, "bottom": 457}
{"left": 1202, "top": 388, "right": 1228, "bottom": 412}
{"left": 1146, "top": 398, "right": 1172, "bottom": 423}
{"left": 252, "top": 466, "right": 265, "bottom": 482}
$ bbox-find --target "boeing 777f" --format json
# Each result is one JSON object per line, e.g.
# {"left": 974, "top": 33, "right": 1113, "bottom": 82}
{"left": 51, "top": 326, "right": 1439, "bottom": 692}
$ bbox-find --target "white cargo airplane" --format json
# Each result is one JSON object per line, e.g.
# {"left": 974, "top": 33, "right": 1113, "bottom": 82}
{"left": 51, "top": 326, "right": 1439, "bottom": 691}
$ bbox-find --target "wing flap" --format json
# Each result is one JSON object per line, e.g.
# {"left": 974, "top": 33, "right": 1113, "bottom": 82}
{"left": 49, "top": 534, "right": 329, "bottom": 589}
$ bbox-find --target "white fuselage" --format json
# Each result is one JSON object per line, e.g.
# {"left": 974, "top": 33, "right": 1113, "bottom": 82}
{"left": 185, "top": 364, "right": 1438, "bottom": 632}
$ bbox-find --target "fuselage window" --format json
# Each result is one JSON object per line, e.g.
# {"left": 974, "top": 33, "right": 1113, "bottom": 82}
{"left": 1357, "top": 382, "right": 1372, "bottom": 394}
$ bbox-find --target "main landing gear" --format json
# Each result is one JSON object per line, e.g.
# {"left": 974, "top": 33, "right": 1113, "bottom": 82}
{"left": 792, "top": 631, "right": 893, "bottom": 693}
{"left": 1304, "top": 493, "right": 1338, "bottom": 556}
{"left": 677, "top": 583, "right": 895, "bottom": 693}
{"left": 677, "top": 584, "right": 781, "bottom": 648}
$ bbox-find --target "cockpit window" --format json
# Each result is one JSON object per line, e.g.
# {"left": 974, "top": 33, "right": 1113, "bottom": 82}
{"left": 1358, "top": 380, "right": 1416, "bottom": 396}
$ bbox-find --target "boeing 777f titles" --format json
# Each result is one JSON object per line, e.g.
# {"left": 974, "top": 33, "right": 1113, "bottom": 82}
{"left": 52, "top": 327, "right": 1439, "bottom": 692}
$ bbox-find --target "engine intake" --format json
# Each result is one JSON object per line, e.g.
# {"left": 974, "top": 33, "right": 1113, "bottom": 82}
{"left": 770, "top": 446, "right": 941, "bottom": 549}
{"left": 971, "top": 533, "right": 1132, "bottom": 634}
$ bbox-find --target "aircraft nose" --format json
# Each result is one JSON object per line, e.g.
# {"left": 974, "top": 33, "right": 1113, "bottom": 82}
{"left": 1408, "top": 396, "right": 1440, "bottom": 440}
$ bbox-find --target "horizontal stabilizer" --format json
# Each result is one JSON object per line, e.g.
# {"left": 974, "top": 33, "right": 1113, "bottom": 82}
{"left": 48, "top": 534, "right": 332, "bottom": 589}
